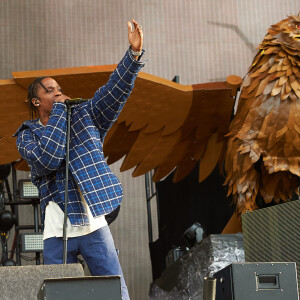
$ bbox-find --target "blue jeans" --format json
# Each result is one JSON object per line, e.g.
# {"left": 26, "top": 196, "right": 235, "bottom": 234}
{"left": 44, "top": 226, "right": 130, "bottom": 300}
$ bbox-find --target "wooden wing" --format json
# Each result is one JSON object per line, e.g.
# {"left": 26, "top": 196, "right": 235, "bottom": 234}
{"left": 0, "top": 79, "right": 28, "bottom": 168}
{"left": 104, "top": 75, "right": 241, "bottom": 182}
{"left": 0, "top": 65, "right": 239, "bottom": 182}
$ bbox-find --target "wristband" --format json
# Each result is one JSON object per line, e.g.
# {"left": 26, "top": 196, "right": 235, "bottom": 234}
{"left": 130, "top": 48, "right": 142, "bottom": 56}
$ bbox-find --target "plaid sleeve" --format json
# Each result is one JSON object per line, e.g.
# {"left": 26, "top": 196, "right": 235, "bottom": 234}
{"left": 16, "top": 102, "right": 67, "bottom": 177}
{"left": 88, "top": 48, "right": 145, "bottom": 138}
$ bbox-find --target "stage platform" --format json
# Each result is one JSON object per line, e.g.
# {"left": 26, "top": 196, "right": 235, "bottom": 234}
{"left": 0, "top": 263, "right": 84, "bottom": 300}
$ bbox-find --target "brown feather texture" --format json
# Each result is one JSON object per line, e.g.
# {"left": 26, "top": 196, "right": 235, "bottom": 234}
{"left": 224, "top": 14, "right": 300, "bottom": 213}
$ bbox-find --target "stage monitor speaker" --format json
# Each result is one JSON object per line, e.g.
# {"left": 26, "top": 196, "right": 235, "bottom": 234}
{"left": 214, "top": 262, "right": 298, "bottom": 300}
{"left": 37, "top": 275, "right": 121, "bottom": 300}
{"left": 242, "top": 200, "right": 300, "bottom": 295}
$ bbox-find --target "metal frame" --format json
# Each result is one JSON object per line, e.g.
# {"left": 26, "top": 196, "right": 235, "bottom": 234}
{"left": 145, "top": 170, "right": 160, "bottom": 244}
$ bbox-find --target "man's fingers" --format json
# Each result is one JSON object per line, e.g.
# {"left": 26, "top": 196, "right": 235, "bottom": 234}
{"left": 127, "top": 21, "right": 132, "bottom": 34}
{"left": 132, "top": 19, "right": 138, "bottom": 28}
{"left": 131, "top": 19, "right": 140, "bottom": 32}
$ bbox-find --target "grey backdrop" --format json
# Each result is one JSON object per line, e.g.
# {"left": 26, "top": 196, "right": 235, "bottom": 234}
{"left": 1, "top": 1, "right": 299, "bottom": 299}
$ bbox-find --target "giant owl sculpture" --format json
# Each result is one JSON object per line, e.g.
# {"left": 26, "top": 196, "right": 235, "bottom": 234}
{"left": 224, "top": 14, "right": 300, "bottom": 214}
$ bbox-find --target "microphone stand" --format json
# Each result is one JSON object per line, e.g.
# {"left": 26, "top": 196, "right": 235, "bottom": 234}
{"left": 62, "top": 98, "right": 88, "bottom": 264}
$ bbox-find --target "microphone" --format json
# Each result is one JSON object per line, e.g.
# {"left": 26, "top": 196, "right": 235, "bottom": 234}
{"left": 65, "top": 98, "right": 89, "bottom": 105}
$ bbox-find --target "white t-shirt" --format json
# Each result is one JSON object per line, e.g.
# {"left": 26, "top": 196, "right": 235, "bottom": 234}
{"left": 43, "top": 189, "right": 107, "bottom": 240}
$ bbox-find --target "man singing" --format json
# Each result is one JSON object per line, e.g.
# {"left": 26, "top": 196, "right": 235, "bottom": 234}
{"left": 14, "top": 19, "right": 144, "bottom": 300}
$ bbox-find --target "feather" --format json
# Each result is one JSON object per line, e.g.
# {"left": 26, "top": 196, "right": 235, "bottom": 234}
{"left": 271, "top": 80, "right": 282, "bottom": 96}
{"left": 198, "top": 133, "right": 223, "bottom": 182}
{"left": 263, "top": 81, "right": 276, "bottom": 95}
{"left": 268, "top": 63, "right": 279, "bottom": 73}
{"left": 285, "top": 81, "right": 292, "bottom": 93}
{"left": 286, "top": 67, "right": 293, "bottom": 76}
{"left": 255, "top": 76, "right": 270, "bottom": 97}
{"left": 279, "top": 75, "right": 288, "bottom": 85}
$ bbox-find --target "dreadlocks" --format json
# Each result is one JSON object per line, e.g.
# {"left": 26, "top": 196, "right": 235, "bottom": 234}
{"left": 27, "top": 76, "right": 49, "bottom": 119}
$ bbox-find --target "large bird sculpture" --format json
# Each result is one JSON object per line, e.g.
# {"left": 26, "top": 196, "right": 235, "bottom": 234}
{"left": 104, "top": 14, "right": 300, "bottom": 217}
{"left": 224, "top": 14, "right": 300, "bottom": 214}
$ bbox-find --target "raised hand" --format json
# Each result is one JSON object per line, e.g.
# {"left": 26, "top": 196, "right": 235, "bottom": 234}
{"left": 127, "top": 19, "right": 143, "bottom": 53}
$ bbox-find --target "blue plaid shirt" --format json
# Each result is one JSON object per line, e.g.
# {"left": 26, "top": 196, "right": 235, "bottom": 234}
{"left": 15, "top": 49, "right": 145, "bottom": 226}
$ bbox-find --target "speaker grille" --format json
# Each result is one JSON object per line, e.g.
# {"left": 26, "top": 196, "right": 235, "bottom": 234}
{"left": 242, "top": 200, "right": 300, "bottom": 293}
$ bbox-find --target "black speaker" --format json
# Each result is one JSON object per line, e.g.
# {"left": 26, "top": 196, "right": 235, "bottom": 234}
{"left": 37, "top": 275, "right": 121, "bottom": 300}
{"left": 214, "top": 262, "right": 298, "bottom": 300}
{"left": 242, "top": 200, "right": 300, "bottom": 295}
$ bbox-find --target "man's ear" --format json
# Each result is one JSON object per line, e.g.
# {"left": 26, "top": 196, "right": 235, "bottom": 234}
{"left": 32, "top": 98, "right": 40, "bottom": 107}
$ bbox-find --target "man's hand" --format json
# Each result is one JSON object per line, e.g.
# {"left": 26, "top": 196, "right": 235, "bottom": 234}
{"left": 128, "top": 19, "right": 143, "bottom": 55}
{"left": 55, "top": 95, "right": 70, "bottom": 103}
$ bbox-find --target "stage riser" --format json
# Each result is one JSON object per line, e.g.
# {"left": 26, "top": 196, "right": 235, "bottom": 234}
{"left": 0, "top": 264, "right": 84, "bottom": 300}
